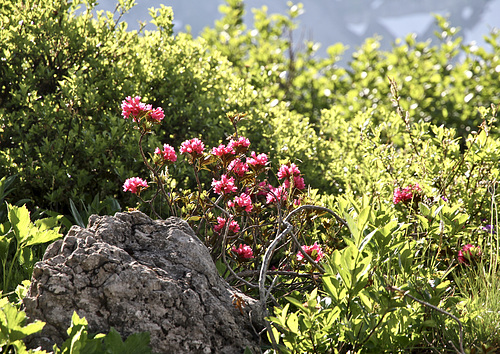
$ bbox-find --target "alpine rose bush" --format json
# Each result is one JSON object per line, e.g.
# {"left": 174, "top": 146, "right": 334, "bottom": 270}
{"left": 228, "top": 136, "right": 250, "bottom": 154}
{"left": 277, "top": 163, "right": 301, "bottom": 179}
{"left": 121, "top": 96, "right": 164, "bottom": 123}
{"left": 247, "top": 151, "right": 268, "bottom": 167}
{"left": 458, "top": 244, "right": 482, "bottom": 265}
{"left": 228, "top": 193, "right": 253, "bottom": 212}
{"left": 266, "top": 186, "right": 287, "bottom": 204}
{"left": 212, "top": 175, "right": 238, "bottom": 195}
{"left": 232, "top": 244, "right": 254, "bottom": 260}
{"left": 297, "top": 242, "right": 325, "bottom": 263}
{"left": 154, "top": 144, "right": 177, "bottom": 163}
{"left": 123, "top": 177, "right": 148, "bottom": 194}
{"left": 211, "top": 144, "right": 235, "bottom": 157}
{"left": 214, "top": 216, "right": 240, "bottom": 234}
{"left": 228, "top": 159, "right": 249, "bottom": 177}
{"left": 393, "top": 184, "right": 422, "bottom": 204}
{"left": 180, "top": 138, "right": 205, "bottom": 156}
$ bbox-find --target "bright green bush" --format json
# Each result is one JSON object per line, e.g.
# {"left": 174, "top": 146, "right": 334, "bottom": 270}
{"left": 203, "top": 1, "right": 500, "bottom": 137}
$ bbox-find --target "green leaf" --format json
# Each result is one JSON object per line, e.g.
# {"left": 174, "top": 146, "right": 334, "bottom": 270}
{"left": 25, "top": 227, "right": 62, "bottom": 247}
{"left": 418, "top": 203, "right": 431, "bottom": 217}
{"left": 0, "top": 302, "right": 45, "bottom": 343}
{"left": 122, "top": 331, "right": 152, "bottom": 354}
{"left": 69, "top": 199, "right": 86, "bottom": 228}
{"left": 7, "top": 204, "right": 32, "bottom": 244}
{"left": 285, "top": 296, "right": 308, "bottom": 313}
{"left": 359, "top": 228, "right": 377, "bottom": 252}
{"left": 286, "top": 313, "right": 299, "bottom": 334}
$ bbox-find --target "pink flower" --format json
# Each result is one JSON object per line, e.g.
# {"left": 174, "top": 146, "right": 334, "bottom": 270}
{"left": 393, "top": 184, "right": 422, "bottom": 204}
{"left": 297, "top": 242, "right": 325, "bottom": 263}
{"left": 121, "top": 96, "right": 164, "bottom": 123}
{"left": 180, "top": 138, "right": 205, "bottom": 155}
{"left": 277, "top": 163, "right": 301, "bottom": 179}
{"left": 149, "top": 107, "right": 165, "bottom": 122}
{"left": 247, "top": 151, "right": 268, "bottom": 167}
{"left": 232, "top": 244, "right": 254, "bottom": 260}
{"left": 123, "top": 177, "right": 148, "bottom": 194}
{"left": 211, "top": 144, "right": 235, "bottom": 157}
{"left": 121, "top": 96, "right": 150, "bottom": 121}
{"left": 283, "top": 176, "right": 306, "bottom": 190}
{"left": 228, "top": 136, "right": 250, "bottom": 153}
{"left": 266, "top": 186, "right": 287, "bottom": 204}
{"left": 257, "top": 180, "right": 272, "bottom": 196}
{"left": 228, "top": 193, "right": 253, "bottom": 212}
{"left": 212, "top": 175, "right": 237, "bottom": 195}
{"left": 154, "top": 144, "right": 177, "bottom": 163}
{"left": 214, "top": 216, "right": 240, "bottom": 234}
{"left": 228, "top": 159, "right": 249, "bottom": 177}
{"left": 458, "top": 244, "right": 481, "bottom": 265}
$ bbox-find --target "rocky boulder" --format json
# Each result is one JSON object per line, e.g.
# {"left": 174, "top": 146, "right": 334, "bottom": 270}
{"left": 23, "top": 211, "right": 263, "bottom": 353}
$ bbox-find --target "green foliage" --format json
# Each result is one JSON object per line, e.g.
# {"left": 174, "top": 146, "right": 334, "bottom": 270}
{"left": 0, "top": 203, "right": 63, "bottom": 294}
{"left": 0, "top": 0, "right": 261, "bottom": 213}
{"left": 0, "top": 296, "right": 47, "bottom": 354}
{"left": 0, "top": 303, "right": 152, "bottom": 354}
{"left": 69, "top": 194, "right": 120, "bottom": 228}
{"left": 53, "top": 312, "right": 152, "bottom": 354}
{"left": 268, "top": 197, "right": 472, "bottom": 352}
{"left": 203, "top": 2, "right": 500, "bottom": 137}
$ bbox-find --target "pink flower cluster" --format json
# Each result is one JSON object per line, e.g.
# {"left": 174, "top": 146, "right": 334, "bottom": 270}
{"left": 123, "top": 177, "right": 148, "bottom": 194}
{"left": 283, "top": 176, "right": 306, "bottom": 190}
{"left": 121, "top": 96, "right": 164, "bottom": 123}
{"left": 247, "top": 151, "right": 268, "bottom": 167}
{"left": 228, "top": 159, "right": 249, "bottom": 177}
{"left": 214, "top": 216, "right": 240, "bottom": 234}
{"left": 277, "top": 163, "right": 305, "bottom": 191}
{"left": 278, "top": 163, "right": 300, "bottom": 179}
{"left": 228, "top": 136, "right": 250, "bottom": 153}
{"left": 393, "top": 184, "right": 422, "bottom": 204}
{"left": 228, "top": 193, "right": 253, "bottom": 212}
{"left": 297, "top": 242, "right": 325, "bottom": 263}
{"left": 232, "top": 244, "right": 254, "bottom": 260}
{"left": 458, "top": 244, "right": 481, "bottom": 265}
{"left": 211, "top": 144, "right": 235, "bottom": 157}
{"left": 212, "top": 175, "right": 237, "bottom": 195}
{"left": 266, "top": 186, "right": 287, "bottom": 204}
{"left": 180, "top": 138, "right": 205, "bottom": 156}
{"left": 154, "top": 144, "right": 177, "bottom": 163}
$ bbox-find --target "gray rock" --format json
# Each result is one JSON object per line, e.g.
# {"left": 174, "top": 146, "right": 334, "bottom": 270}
{"left": 23, "top": 211, "right": 263, "bottom": 353}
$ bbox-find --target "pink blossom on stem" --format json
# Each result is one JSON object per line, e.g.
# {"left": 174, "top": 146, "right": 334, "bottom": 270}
{"left": 283, "top": 176, "right": 306, "bottom": 190}
{"left": 266, "top": 186, "right": 287, "bottom": 204}
{"left": 393, "top": 184, "right": 422, "bottom": 204}
{"left": 214, "top": 216, "right": 240, "bottom": 234}
{"left": 458, "top": 244, "right": 481, "bottom": 265}
{"left": 149, "top": 107, "right": 165, "bottom": 122}
{"left": 180, "top": 138, "right": 205, "bottom": 155}
{"left": 297, "top": 242, "right": 325, "bottom": 263}
{"left": 246, "top": 151, "right": 268, "bottom": 167}
{"left": 121, "top": 96, "right": 164, "bottom": 123}
{"left": 212, "top": 175, "right": 237, "bottom": 195}
{"left": 232, "top": 244, "right": 254, "bottom": 260}
{"left": 154, "top": 144, "right": 177, "bottom": 163}
{"left": 228, "top": 193, "right": 253, "bottom": 212}
{"left": 277, "top": 163, "right": 301, "bottom": 179}
{"left": 228, "top": 159, "right": 249, "bottom": 177}
{"left": 123, "top": 177, "right": 148, "bottom": 194}
{"left": 211, "top": 144, "right": 235, "bottom": 157}
{"left": 228, "top": 136, "right": 250, "bottom": 153}
{"left": 121, "top": 96, "right": 149, "bottom": 121}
